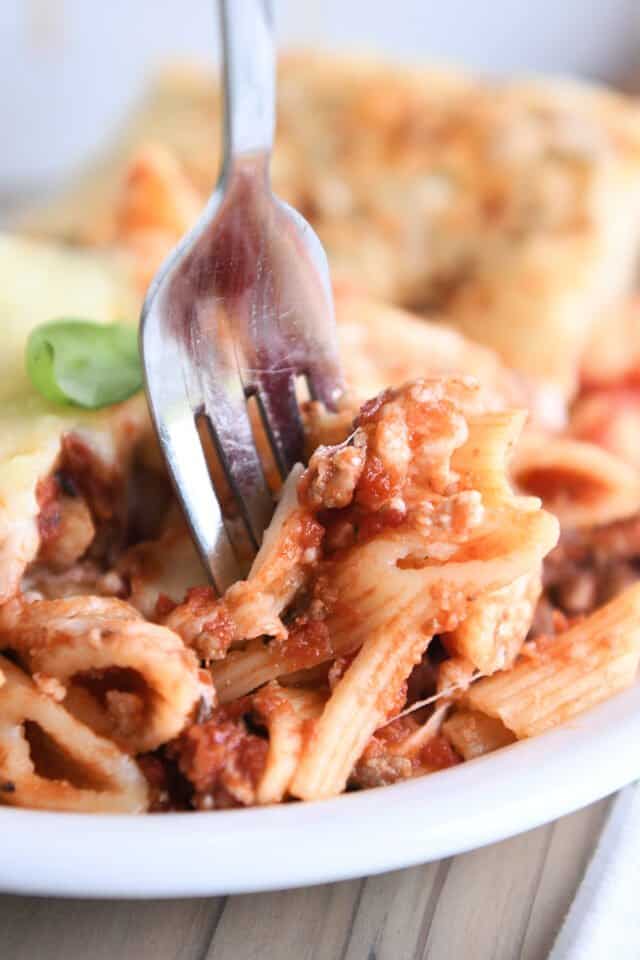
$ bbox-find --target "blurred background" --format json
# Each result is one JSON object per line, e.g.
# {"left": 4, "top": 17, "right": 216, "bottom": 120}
{"left": 1, "top": 0, "right": 640, "bottom": 199}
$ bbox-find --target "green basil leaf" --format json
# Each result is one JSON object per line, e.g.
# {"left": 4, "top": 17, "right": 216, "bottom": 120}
{"left": 26, "top": 319, "right": 143, "bottom": 410}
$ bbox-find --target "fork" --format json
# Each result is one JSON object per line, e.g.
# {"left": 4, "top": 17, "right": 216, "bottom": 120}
{"left": 140, "top": 0, "right": 344, "bottom": 594}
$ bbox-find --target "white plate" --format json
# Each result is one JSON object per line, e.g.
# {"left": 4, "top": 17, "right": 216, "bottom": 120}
{"left": 2, "top": 682, "right": 639, "bottom": 899}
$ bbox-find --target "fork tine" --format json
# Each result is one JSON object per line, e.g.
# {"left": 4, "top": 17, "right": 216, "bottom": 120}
{"left": 200, "top": 368, "right": 274, "bottom": 553}
{"left": 151, "top": 393, "right": 242, "bottom": 594}
{"left": 271, "top": 199, "right": 345, "bottom": 413}
{"left": 307, "top": 363, "right": 344, "bottom": 410}
{"left": 306, "top": 354, "right": 345, "bottom": 412}
{"left": 255, "top": 371, "right": 305, "bottom": 477}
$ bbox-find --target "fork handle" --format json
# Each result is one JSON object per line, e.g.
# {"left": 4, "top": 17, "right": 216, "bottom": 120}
{"left": 218, "top": 0, "right": 275, "bottom": 165}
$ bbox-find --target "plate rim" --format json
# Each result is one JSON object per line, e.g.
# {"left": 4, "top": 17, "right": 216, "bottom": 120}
{"left": 2, "top": 682, "right": 638, "bottom": 899}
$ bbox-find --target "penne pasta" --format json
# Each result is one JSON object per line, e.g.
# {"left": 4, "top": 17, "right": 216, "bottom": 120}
{"left": 323, "top": 508, "right": 558, "bottom": 653}
{"left": 452, "top": 409, "right": 531, "bottom": 509}
{"left": 4, "top": 53, "right": 640, "bottom": 817}
{"left": 446, "top": 572, "right": 541, "bottom": 675}
{"left": 214, "top": 387, "right": 559, "bottom": 703}
{"left": 0, "top": 596, "right": 201, "bottom": 753}
{"left": 464, "top": 584, "right": 640, "bottom": 738}
{"left": 290, "top": 629, "right": 429, "bottom": 801}
{"left": 511, "top": 433, "right": 640, "bottom": 528}
{"left": 167, "top": 466, "right": 322, "bottom": 659}
{"left": 0, "top": 655, "right": 148, "bottom": 813}
{"left": 285, "top": 383, "right": 557, "bottom": 800}
{"left": 253, "top": 683, "right": 325, "bottom": 805}
{"left": 442, "top": 709, "right": 515, "bottom": 760}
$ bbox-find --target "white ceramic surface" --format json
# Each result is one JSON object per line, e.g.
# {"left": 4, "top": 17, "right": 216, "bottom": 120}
{"left": 2, "top": 681, "right": 639, "bottom": 898}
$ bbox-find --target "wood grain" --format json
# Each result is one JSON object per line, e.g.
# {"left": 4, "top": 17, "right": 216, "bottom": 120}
{"left": 0, "top": 798, "right": 611, "bottom": 960}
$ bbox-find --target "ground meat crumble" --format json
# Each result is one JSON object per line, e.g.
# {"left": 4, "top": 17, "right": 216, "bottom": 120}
{"left": 542, "top": 513, "right": 640, "bottom": 618}
{"left": 167, "top": 702, "right": 268, "bottom": 809}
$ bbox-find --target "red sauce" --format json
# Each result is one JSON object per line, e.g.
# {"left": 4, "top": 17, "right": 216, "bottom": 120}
{"left": 182, "top": 585, "right": 218, "bottom": 611}
{"left": 202, "top": 605, "right": 236, "bottom": 656}
{"left": 165, "top": 587, "right": 237, "bottom": 659}
{"left": 355, "top": 388, "right": 394, "bottom": 426}
{"left": 138, "top": 751, "right": 192, "bottom": 812}
{"left": 274, "top": 618, "right": 333, "bottom": 670}
{"left": 36, "top": 476, "right": 62, "bottom": 544}
{"left": 170, "top": 704, "right": 268, "bottom": 808}
{"left": 420, "top": 735, "right": 461, "bottom": 771}
{"left": 188, "top": 588, "right": 236, "bottom": 646}
{"left": 319, "top": 500, "right": 404, "bottom": 558}
{"left": 322, "top": 515, "right": 356, "bottom": 553}
{"left": 138, "top": 753, "right": 166, "bottom": 789}
{"left": 154, "top": 593, "right": 177, "bottom": 618}
{"left": 375, "top": 716, "right": 418, "bottom": 746}
{"left": 355, "top": 505, "right": 405, "bottom": 543}
{"left": 299, "top": 515, "right": 324, "bottom": 551}
{"left": 61, "top": 434, "right": 120, "bottom": 521}
{"left": 355, "top": 455, "right": 394, "bottom": 511}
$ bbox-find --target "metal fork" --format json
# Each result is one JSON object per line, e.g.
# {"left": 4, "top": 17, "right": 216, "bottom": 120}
{"left": 140, "top": 0, "right": 343, "bottom": 594}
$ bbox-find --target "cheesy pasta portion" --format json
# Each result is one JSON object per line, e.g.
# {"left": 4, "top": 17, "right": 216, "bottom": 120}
{"left": 4, "top": 52, "right": 640, "bottom": 812}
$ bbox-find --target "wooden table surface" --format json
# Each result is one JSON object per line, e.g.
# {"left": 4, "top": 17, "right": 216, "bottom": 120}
{"left": 0, "top": 796, "right": 611, "bottom": 960}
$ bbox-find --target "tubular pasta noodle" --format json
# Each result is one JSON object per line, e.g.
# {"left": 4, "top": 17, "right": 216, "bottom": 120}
{"left": 290, "top": 629, "right": 429, "bottom": 800}
{"left": 213, "top": 399, "right": 559, "bottom": 703}
{"left": 442, "top": 709, "right": 516, "bottom": 760}
{"left": 286, "top": 392, "right": 557, "bottom": 800}
{"left": 0, "top": 596, "right": 201, "bottom": 753}
{"left": 511, "top": 433, "right": 640, "bottom": 528}
{"left": 446, "top": 571, "right": 541, "bottom": 675}
{"left": 167, "top": 466, "right": 321, "bottom": 658}
{"left": 288, "top": 514, "right": 552, "bottom": 799}
{"left": 119, "top": 506, "right": 207, "bottom": 619}
{"left": 213, "top": 507, "right": 557, "bottom": 704}
{"left": 225, "top": 477, "right": 321, "bottom": 641}
{"left": 323, "top": 509, "right": 557, "bottom": 657}
{"left": 464, "top": 583, "right": 640, "bottom": 738}
{"left": 252, "top": 683, "right": 325, "bottom": 805}
{"left": 0, "top": 655, "right": 148, "bottom": 813}
{"left": 452, "top": 409, "right": 531, "bottom": 509}
{"left": 212, "top": 641, "right": 289, "bottom": 705}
